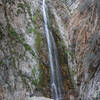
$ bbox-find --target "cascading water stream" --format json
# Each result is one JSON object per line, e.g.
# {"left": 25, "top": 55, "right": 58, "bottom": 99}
{"left": 42, "top": 0, "right": 64, "bottom": 99}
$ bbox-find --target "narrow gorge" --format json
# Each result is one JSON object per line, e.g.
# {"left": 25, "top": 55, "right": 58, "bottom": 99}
{"left": 0, "top": 0, "right": 100, "bottom": 100}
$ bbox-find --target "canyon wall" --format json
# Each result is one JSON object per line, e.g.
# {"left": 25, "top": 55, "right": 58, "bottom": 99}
{"left": 0, "top": 0, "right": 100, "bottom": 100}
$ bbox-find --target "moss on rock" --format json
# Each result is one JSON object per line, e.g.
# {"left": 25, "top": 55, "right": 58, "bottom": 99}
{"left": 32, "top": 9, "right": 42, "bottom": 53}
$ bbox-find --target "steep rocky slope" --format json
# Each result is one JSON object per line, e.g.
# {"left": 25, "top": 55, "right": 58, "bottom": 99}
{"left": 0, "top": 0, "right": 46, "bottom": 99}
{"left": 55, "top": 1, "right": 100, "bottom": 100}
{"left": 65, "top": 1, "right": 100, "bottom": 100}
{"left": 0, "top": 0, "right": 100, "bottom": 100}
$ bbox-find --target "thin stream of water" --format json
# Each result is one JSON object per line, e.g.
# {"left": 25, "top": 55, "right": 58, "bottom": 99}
{"left": 42, "top": 0, "right": 64, "bottom": 99}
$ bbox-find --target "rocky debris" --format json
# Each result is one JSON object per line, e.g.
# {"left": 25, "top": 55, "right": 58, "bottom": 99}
{"left": 29, "top": 96, "right": 53, "bottom": 100}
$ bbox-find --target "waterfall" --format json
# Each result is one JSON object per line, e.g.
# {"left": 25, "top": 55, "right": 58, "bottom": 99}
{"left": 42, "top": 0, "right": 64, "bottom": 100}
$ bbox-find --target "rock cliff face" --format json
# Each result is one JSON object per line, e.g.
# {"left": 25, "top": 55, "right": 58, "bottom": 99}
{"left": 64, "top": 1, "right": 100, "bottom": 100}
{"left": 0, "top": 0, "right": 100, "bottom": 100}
{"left": 0, "top": 0, "right": 44, "bottom": 99}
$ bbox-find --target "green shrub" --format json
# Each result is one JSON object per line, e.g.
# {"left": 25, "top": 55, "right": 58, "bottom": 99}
{"left": 17, "top": 2, "right": 32, "bottom": 17}
{"left": 8, "top": 25, "right": 19, "bottom": 40}
{"left": 23, "top": 43, "right": 35, "bottom": 56}
{"left": 23, "top": 43, "right": 31, "bottom": 51}
{"left": 32, "top": 11, "right": 42, "bottom": 52}
{"left": 32, "top": 67, "right": 43, "bottom": 88}
{"left": 17, "top": 3, "right": 24, "bottom": 9}
{"left": 32, "top": 67, "right": 38, "bottom": 85}
{"left": 0, "top": 60, "right": 3, "bottom": 65}
{"left": 26, "top": 25, "right": 33, "bottom": 34}
{"left": 24, "top": 2, "right": 32, "bottom": 17}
